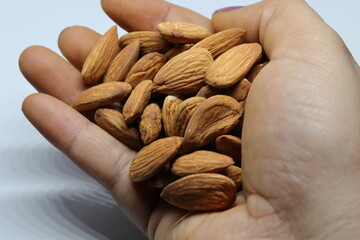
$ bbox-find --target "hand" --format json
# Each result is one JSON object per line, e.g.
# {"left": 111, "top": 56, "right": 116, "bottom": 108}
{"left": 19, "top": 0, "right": 360, "bottom": 239}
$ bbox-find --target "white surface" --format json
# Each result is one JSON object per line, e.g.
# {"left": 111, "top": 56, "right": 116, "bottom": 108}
{"left": 0, "top": 0, "right": 359, "bottom": 239}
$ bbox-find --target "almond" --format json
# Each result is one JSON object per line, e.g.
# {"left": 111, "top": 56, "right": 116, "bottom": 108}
{"left": 94, "top": 108, "right": 143, "bottom": 150}
{"left": 215, "top": 135, "right": 242, "bottom": 165}
{"left": 157, "top": 22, "right": 211, "bottom": 44}
{"left": 173, "top": 96, "right": 206, "bottom": 136}
{"left": 225, "top": 78, "right": 252, "bottom": 102}
{"left": 71, "top": 82, "right": 132, "bottom": 111}
{"left": 183, "top": 95, "right": 243, "bottom": 151}
{"left": 162, "top": 95, "right": 183, "bottom": 137}
{"left": 247, "top": 61, "right": 269, "bottom": 83}
{"left": 125, "top": 52, "right": 166, "bottom": 88}
{"left": 172, "top": 150, "right": 234, "bottom": 176}
{"left": 205, "top": 43, "right": 262, "bottom": 88}
{"left": 129, "top": 136, "right": 183, "bottom": 182}
{"left": 222, "top": 165, "right": 242, "bottom": 191}
{"left": 119, "top": 31, "right": 172, "bottom": 54}
{"left": 139, "top": 103, "right": 162, "bottom": 145}
{"left": 81, "top": 25, "right": 119, "bottom": 84}
{"left": 103, "top": 40, "right": 140, "bottom": 82}
{"left": 122, "top": 80, "right": 153, "bottom": 124}
{"left": 161, "top": 173, "right": 236, "bottom": 211}
{"left": 153, "top": 48, "right": 213, "bottom": 94}
{"left": 192, "top": 28, "right": 246, "bottom": 58}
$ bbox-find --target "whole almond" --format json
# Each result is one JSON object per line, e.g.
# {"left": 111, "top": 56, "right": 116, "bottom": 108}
{"left": 225, "top": 78, "right": 252, "bottom": 102}
{"left": 215, "top": 135, "right": 242, "bottom": 165}
{"left": 94, "top": 108, "right": 143, "bottom": 150}
{"left": 183, "top": 95, "right": 243, "bottom": 151}
{"left": 71, "top": 82, "right": 132, "bottom": 111}
{"left": 247, "top": 61, "right": 269, "bottom": 83}
{"left": 161, "top": 173, "right": 236, "bottom": 211}
{"left": 172, "top": 150, "right": 234, "bottom": 176}
{"left": 222, "top": 165, "right": 242, "bottom": 191}
{"left": 122, "top": 80, "right": 153, "bottom": 124}
{"left": 192, "top": 28, "right": 246, "bottom": 59}
{"left": 157, "top": 22, "right": 211, "bottom": 44}
{"left": 125, "top": 52, "right": 166, "bottom": 88}
{"left": 173, "top": 96, "right": 206, "bottom": 137}
{"left": 153, "top": 48, "right": 213, "bottom": 94}
{"left": 81, "top": 25, "right": 119, "bottom": 84}
{"left": 103, "top": 40, "right": 140, "bottom": 82}
{"left": 119, "top": 31, "right": 172, "bottom": 54}
{"left": 205, "top": 43, "right": 262, "bottom": 88}
{"left": 162, "top": 95, "right": 183, "bottom": 137}
{"left": 129, "top": 136, "right": 183, "bottom": 182}
{"left": 139, "top": 103, "right": 162, "bottom": 145}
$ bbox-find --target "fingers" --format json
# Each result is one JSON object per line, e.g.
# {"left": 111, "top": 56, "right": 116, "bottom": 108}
{"left": 19, "top": 46, "right": 84, "bottom": 104}
{"left": 21, "top": 93, "right": 155, "bottom": 231}
{"left": 212, "top": 0, "right": 335, "bottom": 60}
{"left": 58, "top": 26, "right": 101, "bottom": 70}
{"left": 21, "top": 93, "right": 129, "bottom": 185}
{"left": 101, "top": 0, "right": 212, "bottom": 32}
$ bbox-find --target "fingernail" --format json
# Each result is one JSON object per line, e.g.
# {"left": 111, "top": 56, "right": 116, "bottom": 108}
{"left": 213, "top": 6, "right": 243, "bottom": 14}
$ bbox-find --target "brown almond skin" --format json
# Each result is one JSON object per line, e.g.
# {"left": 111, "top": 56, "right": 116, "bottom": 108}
{"left": 119, "top": 31, "right": 172, "bottom": 54}
{"left": 157, "top": 22, "right": 211, "bottom": 44}
{"left": 81, "top": 25, "right": 119, "bottom": 84}
{"left": 215, "top": 135, "right": 242, "bottom": 165}
{"left": 247, "top": 61, "right": 269, "bottom": 83}
{"left": 162, "top": 95, "right": 183, "bottom": 137}
{"left": 183, "top": 95, "right": 243, "bottom": 151}
{"left": 173, "top": 97, "right": 206, "bottom": 137}
{"left": 161, "top": 173, "right": 236, "bottom": 211}
{"left": 222, "top": 165, "right": 242, "bottom": 191}
{"left": 139, "top": 103, "right": 162, "bottom": 145}
{"left": 122, "top": 80, "right": 153, "bottom": 124}
{"left": 71, "top": 82, "right": 132, "bottom": 112}
{"left": 192, "top": 28, "right": 246, "bottom": 59}
{"left": 125, "top": 52, "right": 166, "bottom": 88}
{"left": 153, "top": 48, "right": 213, "bottom": 95}
{"left": 94, "top": 108, "right": 143, "bottom": 151}
{"left": 205, "top": 43, "right": 262, "bottom": 88}
{"left": 129, "top": 136, "right": 183, "bottom": 182}
{"left": 172, "top": 150, "right": 234, "bottom": 176}
{"left": 103, "top": 40, "right": 140, "bottom": 83}
{"left": 225, "top": 78, "right": 252, "bottom": 102}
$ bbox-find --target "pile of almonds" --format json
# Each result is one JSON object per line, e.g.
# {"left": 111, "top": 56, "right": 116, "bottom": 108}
{"left": 71, "top": 22, "right": 268, "bottom": 212}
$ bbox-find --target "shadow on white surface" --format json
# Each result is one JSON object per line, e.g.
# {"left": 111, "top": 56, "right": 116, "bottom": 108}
{"left": 0, "top": 145, "right": 147, "bottom": 239}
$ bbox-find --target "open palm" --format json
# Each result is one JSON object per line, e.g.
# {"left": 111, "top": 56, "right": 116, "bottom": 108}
{"left": 20, "top": 0, "right": 360, "bottom": 239}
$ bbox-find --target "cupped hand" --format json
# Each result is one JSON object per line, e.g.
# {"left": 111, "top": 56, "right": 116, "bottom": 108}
{"left": 19, "top": 0, "right": 360, "bottom": 239}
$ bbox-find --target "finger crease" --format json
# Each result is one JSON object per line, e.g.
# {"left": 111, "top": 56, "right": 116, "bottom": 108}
{"left": 161, "top": 4, "right": 173, "bottom": 24}
{"left": 64, "top": 118, "right": 92, "bottom": 157}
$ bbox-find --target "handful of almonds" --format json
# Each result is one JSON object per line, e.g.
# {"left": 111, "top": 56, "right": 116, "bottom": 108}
{"left": 71, "top": 22, "right": 268, "bottom": 212}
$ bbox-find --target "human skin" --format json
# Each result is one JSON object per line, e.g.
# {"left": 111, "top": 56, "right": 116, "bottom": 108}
{"left": 19, "top": 0, "right": 360, "bottom": 239}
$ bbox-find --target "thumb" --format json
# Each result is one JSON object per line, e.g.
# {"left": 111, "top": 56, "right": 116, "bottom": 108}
{"left": 214, "top": 0, "right": 360, "bottom": 239}
{"left": 212, "top": 0, "right": 350, "bottom": 61}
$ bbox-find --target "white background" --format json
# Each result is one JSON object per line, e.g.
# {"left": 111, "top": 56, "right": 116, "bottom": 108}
{"left": 0, "top": 0, "right": 359, "bottom": 239}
